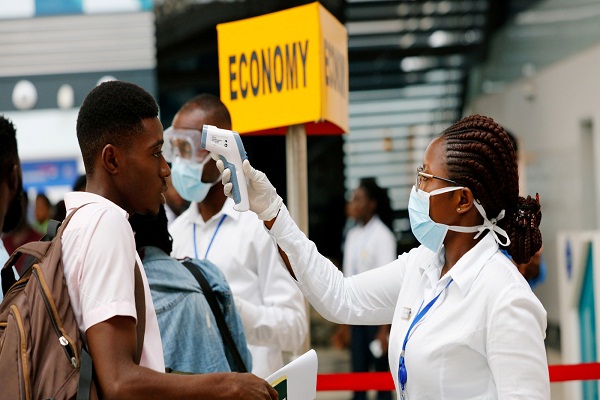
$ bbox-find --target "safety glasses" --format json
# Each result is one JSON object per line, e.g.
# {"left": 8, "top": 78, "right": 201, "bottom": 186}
{"left": 163, "top": 127, "right": 211, "bottom": 163}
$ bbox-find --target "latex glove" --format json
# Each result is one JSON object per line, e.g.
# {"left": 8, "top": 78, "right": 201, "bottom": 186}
{"left": 215, "top": 158, "right": 283, "bottom": 221}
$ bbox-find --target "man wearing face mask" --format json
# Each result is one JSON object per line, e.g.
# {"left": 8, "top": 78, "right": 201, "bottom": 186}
{"left": 0, "top": 115, "right": 24, "bottom": 302}
{"left": 166, "top": 94, "right": 308, "bottom": 379}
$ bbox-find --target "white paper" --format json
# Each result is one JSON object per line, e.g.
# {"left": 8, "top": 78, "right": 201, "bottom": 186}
{"left": 266, "top": 349, "right": 318, "bottom": 400}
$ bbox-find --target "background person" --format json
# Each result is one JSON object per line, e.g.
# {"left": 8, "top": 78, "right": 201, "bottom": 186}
{"left": 167, "top": 93, "right": 308, "bottom": 379}
{"left": 2, "top": 190, "right": 42, "bottom": 274}
{"left": 0, "top": 115, "right": 24, "bottom": 302}
{"left": 332, "top": 177, "right": 395, "bottom": 400}
{"left": 33, "top": 192, "right": 53, "bottom": 234}
{"left": 218, "top": 114, "right": 549, "bottom": 399}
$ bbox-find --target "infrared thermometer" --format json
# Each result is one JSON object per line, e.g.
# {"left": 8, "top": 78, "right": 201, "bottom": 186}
{"left": 201, "top": 125, "right": 249, "bottom": 212}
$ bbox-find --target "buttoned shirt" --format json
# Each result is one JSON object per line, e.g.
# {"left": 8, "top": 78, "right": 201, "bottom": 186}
{"left": 169, "top": 198, "right": 307, "bottom": 378}
{"left": 269, "top": 204, "right": 550, "bottom": 399}
{"left": 62, "top": 192, "right": 165, "bottom": 372}
{"left": 343, "top": 215, "right": 396, "bottom": 277}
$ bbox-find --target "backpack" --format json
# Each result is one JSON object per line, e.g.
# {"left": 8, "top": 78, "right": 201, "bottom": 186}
{"left": 0, "top": 205, "right": 145, "bottom": 400}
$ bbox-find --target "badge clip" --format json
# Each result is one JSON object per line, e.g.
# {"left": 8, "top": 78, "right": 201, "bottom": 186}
{"left": 401, "top": 307, "right": 412, "bottom": 320}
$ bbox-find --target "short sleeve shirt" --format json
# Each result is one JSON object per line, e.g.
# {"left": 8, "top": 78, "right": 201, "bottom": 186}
{"left": 62, "top": 192, "right": 165, "bottom": 371}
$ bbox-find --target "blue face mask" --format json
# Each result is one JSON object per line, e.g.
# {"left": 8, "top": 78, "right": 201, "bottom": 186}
{"left": 170, "top": 157, "right": 219, "bottom": 203}
{"left": 407, "top": 185, "right": 511, "bottom": 253}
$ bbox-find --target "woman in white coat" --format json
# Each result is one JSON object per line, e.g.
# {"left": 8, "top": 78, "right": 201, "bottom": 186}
{"left": 217, "top": 114, "right": 549, "bottom": 399}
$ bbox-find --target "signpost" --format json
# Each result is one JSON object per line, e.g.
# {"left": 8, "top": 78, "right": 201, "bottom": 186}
{"left": 217, "top": 2, "right": 349, "bottom": 355}
{"left": 217, "top": 1, "right": 348, "bottom": 234}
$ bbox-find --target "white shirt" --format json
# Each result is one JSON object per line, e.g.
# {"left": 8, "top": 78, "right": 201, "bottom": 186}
{"left": 0, "top": 241, "right": 9, "bottom": 301}
{"left": 169, "top": 198, "right": 308, "bottom": 378}
{"left": 62, "top": 192, "right": 165, "bottom": 372}
{"left": 269, "top": 204, "right": 550, "bottom": 399}
{"left": 164, "top": 203, "right": 178, "bottom": 227}
{"left": 343, "top": 215, "right": 396, "bottom": 277}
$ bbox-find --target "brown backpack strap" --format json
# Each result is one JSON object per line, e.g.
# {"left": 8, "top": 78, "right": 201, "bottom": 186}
{"left": 133, "top": 261, "right": 145, "bottom": 365}
{"left": 1, "top": 204, "right": 89, "bottom": 295}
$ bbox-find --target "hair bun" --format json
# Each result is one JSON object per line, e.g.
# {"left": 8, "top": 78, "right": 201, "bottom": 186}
{"left": 516, "top": 194, "right": 541, "bottom": 229}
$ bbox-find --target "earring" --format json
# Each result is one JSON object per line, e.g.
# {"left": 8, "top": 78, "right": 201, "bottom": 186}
{"left": 457, "top": 207, "right": 461, "bottom": 212}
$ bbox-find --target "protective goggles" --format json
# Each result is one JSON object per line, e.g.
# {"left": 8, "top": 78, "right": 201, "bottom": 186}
{"left": 162, "top": 127, "right": 211, "bottom": 163}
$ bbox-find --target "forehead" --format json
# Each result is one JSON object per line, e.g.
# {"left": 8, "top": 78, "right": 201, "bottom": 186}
{"left": 352, "top": 187, "right": 369, "bottom": 200}
{"left": 422, "top": 137, "right": 446, "bottom": 173}
{"left": 133, "top": 117, "right": 163, "bottom": 147}
{"left": 172, "top": 108, "right": 214, "bottom": 131}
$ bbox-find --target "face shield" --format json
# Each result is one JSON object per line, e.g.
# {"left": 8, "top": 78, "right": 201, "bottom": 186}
{"left": 163, "top": 127, "right": 211, "bottom": 164}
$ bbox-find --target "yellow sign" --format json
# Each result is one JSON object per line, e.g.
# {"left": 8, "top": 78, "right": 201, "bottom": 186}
{"left": 217, "top": 2, "right": 348, "bottom": 135}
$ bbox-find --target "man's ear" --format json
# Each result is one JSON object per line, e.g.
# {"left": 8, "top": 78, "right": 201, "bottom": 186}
{"left": 455, "top": 187, "right": 475, "bottom": 214}
{"left": 101, "top": 144, "right": 120, "bottom": 175}
{"left": 7, "top": 164, "right": 20, "bottom": 192}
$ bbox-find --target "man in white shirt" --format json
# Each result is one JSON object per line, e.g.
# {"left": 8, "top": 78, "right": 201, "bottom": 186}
{"left": 0, "top": 115, "right": 24, "bottom": 302}
{"left": 59, "top": 81, "right": 276, "bottom": 399}
{"left": 167, "top": 94, "right": 308, "bottom": 378}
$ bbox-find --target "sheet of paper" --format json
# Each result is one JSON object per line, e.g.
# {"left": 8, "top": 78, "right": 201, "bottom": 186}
{"left": 266, "top": 349, "right": 318, "bottom": 400}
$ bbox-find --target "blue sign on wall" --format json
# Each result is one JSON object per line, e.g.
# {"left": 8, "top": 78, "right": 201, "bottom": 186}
{"left": 35, "top": 0, "right": 82, "bottom": 16}
{"left": 21, "top": 159, "right": 79, "bottom": 192}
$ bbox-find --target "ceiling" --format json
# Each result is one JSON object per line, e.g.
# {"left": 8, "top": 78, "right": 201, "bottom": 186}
{"left": 154, "top": 0, "right": 541, "bottom": 122}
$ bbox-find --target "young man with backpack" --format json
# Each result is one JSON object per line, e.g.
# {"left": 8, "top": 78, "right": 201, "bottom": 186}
{"left": 59, "top": 81, "right": 277, "bottom": 399}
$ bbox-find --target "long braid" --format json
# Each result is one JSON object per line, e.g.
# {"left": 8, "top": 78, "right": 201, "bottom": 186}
{"left": 440, "top": 115, "right": 542, "bottom": 264}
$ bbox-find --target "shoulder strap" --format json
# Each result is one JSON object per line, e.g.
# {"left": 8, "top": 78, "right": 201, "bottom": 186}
{"left": 17, "top": 208, "right": 146, "bottom": 365}
{"left": 181, "top": 260, "right": 247, "bottom": 373}
{"left": 2, "top": 206, "right": 84, "bottom": 295}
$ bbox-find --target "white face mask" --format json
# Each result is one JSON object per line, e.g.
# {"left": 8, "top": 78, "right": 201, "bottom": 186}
{"left": 170, "top": 157, "right": 220, "bottom": 203}
{"left": 408, "top": 186, "right": 510, "bottom": 253}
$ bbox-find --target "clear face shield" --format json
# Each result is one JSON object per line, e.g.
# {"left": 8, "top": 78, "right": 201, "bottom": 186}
{"left": 163, "top": 127, "right": 211, "bottom": 164}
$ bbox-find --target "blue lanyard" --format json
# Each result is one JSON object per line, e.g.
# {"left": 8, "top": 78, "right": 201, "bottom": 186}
{"left": 193, "top": 214, "right": 227, "bottom": 259}
{"left": 398, "top": 278, "right": 453, "bottom": 398}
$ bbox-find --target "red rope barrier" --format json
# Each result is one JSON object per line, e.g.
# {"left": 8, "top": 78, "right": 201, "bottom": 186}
{"left": 317, "top": 372, "right": 394, "bottom": 391}
{"left": 549, "top": 362, "right": 600, "bottom": 382}
{"left": 316, "top": 363, "right": 600, "bottom": 391}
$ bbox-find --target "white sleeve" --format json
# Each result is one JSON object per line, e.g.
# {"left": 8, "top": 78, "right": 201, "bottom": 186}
{"left": 268, "top": 204, "right": 401, "bottom": 325}
{"left": 234, "top": 220, "right": 308, "bottom": 352}
{"left": 77, "top": 209, "right": 138, "bottom": 331}
{"left": 488, "top": 283, "right": 550, "bottom": 399}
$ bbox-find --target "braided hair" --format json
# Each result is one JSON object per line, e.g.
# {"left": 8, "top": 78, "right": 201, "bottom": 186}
{"left": 440, "top": 115, "right": 542, "bottom": 264}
